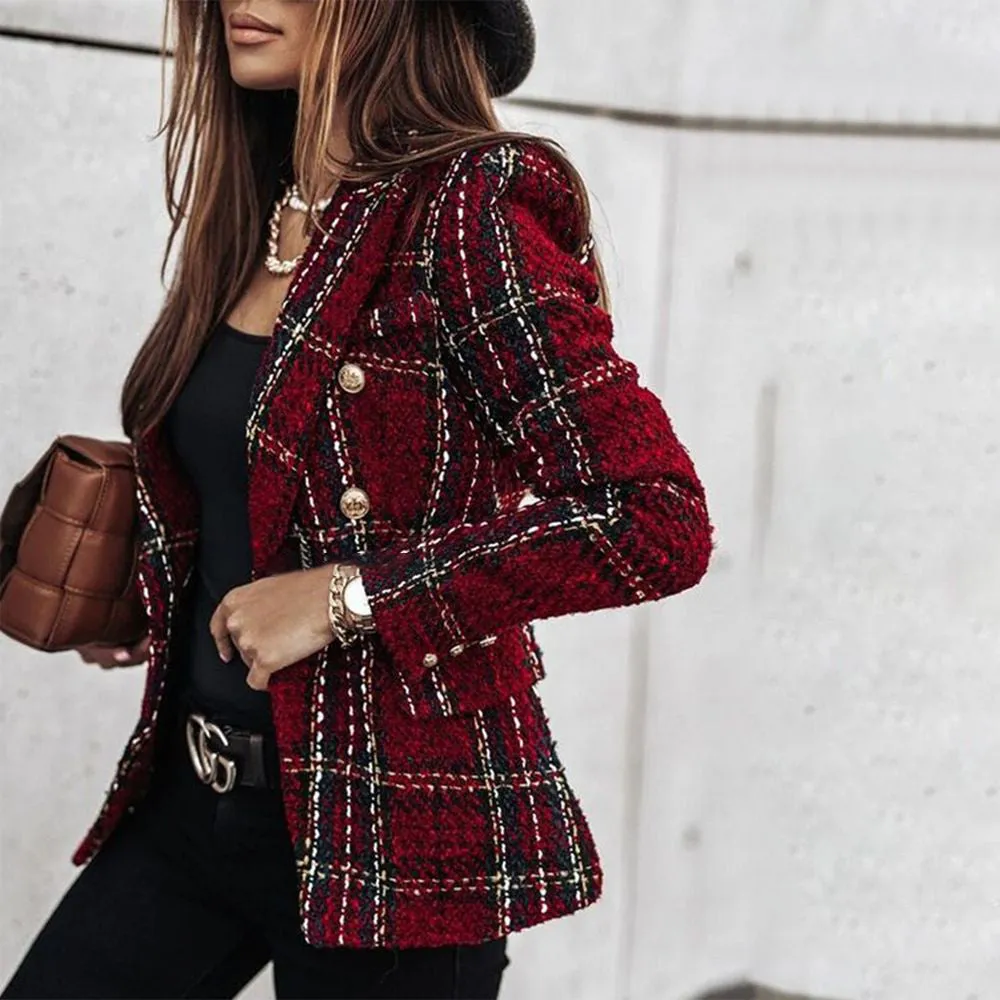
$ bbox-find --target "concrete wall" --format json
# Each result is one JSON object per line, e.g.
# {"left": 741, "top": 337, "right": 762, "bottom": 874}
{"left": 2, "top": 3, "right": 1000, "bottom": 1000}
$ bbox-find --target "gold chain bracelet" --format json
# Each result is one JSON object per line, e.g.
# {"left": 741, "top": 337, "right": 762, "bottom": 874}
{"left": 327, "top": 563, "right": 375, "bottom": 646}
{"left": 327, "top": 563, "right": 360, "bottom": 647}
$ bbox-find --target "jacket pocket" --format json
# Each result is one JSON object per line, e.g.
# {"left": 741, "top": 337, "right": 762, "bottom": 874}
{"left": 385, "top": 622, "right": 546, "bottom": 720}
{"left": 352, "top": 288, "right": 437, "bottom": 340}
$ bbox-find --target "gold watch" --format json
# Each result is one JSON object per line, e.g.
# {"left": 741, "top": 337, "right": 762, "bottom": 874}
{"left": 327, "top": 563, "right": 375, "bottom": 646}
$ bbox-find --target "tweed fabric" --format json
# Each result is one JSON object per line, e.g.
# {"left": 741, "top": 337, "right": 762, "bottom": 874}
{"left": 70, "top": 138, "right": 713, "bottom": 949}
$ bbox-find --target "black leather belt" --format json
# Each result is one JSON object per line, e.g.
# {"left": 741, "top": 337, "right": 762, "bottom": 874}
{"left": 177, "top": 708, "right": 281, "bottom": 793}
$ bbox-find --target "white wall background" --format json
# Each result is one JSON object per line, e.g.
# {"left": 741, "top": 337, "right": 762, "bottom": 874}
{"left": 2, "top": 3, "right": 1000, "bottom": 1000}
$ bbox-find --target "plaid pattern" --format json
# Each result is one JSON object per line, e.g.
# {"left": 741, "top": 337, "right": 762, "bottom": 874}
{"left": 70, "top": 139, "right": 713, "bottom": 949}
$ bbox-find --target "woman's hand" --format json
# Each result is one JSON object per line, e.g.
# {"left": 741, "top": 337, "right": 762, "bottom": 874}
{"left": 76, "top": 634, "right": 151, "bottom": 669}
{"left": 209, "top": 565, "right": 339, "bottom": 691}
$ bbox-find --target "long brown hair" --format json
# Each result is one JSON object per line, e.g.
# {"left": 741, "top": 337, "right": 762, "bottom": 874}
{"left": 121, "top": 0, "right": 610, "bottom": 440}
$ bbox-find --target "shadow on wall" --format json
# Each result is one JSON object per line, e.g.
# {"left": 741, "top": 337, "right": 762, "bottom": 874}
{"left": 690, "top": 983, "right": 848, "bottom": 1000}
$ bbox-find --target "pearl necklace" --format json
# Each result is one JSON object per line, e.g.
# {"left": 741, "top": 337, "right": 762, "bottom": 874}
{"left": 264, "top": 181, "right": 336, "bottom": 276}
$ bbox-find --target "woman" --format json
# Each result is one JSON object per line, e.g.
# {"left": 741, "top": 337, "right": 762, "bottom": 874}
{"left": 2, "top": 1, "right": 713, "bottom": 997}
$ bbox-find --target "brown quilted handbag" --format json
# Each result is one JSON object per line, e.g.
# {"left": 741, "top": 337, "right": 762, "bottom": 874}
{"left": 0, "top": 435, "right": 145, "bottom": 651}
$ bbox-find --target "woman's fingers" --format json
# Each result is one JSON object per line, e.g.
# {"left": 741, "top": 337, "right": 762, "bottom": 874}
{"left": 112, "top": 635, "right": 149, "bottom": 664}
{"left": 76, "top": 634, "right": 150, "bottom": 669}
{"left": 246, "top": 664, "right": 269, "bottom": 691}
{"left": 209, "top": 601, "right": 235, "bottom": 663}
{"left": 119, "top": 635, "right": 152, "bottom": 664}
{"left": 76, "top": 645, "right": 121, "bottom": 668}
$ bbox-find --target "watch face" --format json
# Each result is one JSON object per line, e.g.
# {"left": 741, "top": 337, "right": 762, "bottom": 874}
{"left": 343, "top": 576, "right": 367, "bottom": 616}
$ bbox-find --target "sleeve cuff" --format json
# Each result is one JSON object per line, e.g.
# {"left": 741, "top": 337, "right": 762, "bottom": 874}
{"left": 360, "top": 550, "right": 454, "bottom": 692}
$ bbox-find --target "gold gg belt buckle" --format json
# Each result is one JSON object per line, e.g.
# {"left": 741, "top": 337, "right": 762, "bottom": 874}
{"left": 185, "top": 712, "right": 238, "bottom": 793}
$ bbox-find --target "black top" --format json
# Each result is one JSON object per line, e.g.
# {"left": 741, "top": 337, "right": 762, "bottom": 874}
{"left": 165, "top": 320, "right": 275, "bottom": 733}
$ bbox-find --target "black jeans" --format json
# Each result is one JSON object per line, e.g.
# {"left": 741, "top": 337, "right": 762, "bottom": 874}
{"left": 1, "top": 701, "right": 509, "bottom": 1000}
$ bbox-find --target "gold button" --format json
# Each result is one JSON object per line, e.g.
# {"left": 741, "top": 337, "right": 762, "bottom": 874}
{"left": 422, "top": 652, "right": 438, "bottom": 669}
{"left": 340, "top": 487, "right": 370, "bottom": 520}
{"left": 337, "top": 363, "right": 365, "bottom": 393}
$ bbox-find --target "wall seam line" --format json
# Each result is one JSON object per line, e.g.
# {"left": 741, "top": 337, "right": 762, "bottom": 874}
{"left": 4, "top": 26, "right": 1000, "bottom": 142}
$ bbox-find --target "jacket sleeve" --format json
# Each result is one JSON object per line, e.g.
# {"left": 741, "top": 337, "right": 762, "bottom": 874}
{"left": 360, "top": 138, "right": 714, "bottom": 687}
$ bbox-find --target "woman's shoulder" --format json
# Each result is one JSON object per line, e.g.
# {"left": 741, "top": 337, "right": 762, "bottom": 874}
{"left": 403, "top": 133, "right": 564, "bottom": 190}
{"left": 416, "top": 134, "right": 580, "bottom": 222}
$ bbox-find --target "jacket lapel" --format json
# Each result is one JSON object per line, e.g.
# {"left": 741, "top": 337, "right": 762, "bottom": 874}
{"left": 132, "top": 421, "right": 199, "bottom": 639}
{"left": 245, "top": 168, "right": 416, "bottom": 578}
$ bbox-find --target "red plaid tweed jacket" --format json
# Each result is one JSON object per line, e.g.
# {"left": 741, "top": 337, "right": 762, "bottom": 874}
{"left": 70, "top": 138, "right": 713, "bottom": 949}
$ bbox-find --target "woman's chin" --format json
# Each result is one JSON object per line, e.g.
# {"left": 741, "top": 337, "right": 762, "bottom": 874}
{"left": 227, "top": 63, "right": 297, "bottom": 92}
